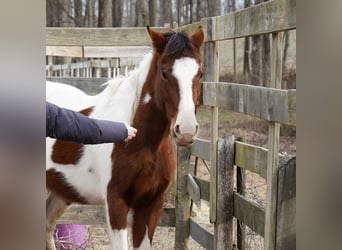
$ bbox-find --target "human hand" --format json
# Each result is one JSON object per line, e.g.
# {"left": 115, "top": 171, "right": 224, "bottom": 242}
{"left": 125, "top": 125, "right": 137, "bottom": 142}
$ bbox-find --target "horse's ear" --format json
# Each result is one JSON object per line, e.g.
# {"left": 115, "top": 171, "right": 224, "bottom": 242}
{"left": 191, "top": 26, "right": 204, "bottom": 49}
{"left": 147, "top": 25, "right": 167, "bottom": 54}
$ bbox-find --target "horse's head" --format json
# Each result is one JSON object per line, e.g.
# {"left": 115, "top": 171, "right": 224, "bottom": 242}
{"left": 147, "top": 26, "right": 204, "bottom": 147}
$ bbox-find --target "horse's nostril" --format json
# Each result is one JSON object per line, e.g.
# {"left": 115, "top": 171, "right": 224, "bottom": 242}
{"left": 195, "top": 125, "right": 199, "bottom": 133}
{"left": 175, "top": 124, "right": 180, "bottom": 134}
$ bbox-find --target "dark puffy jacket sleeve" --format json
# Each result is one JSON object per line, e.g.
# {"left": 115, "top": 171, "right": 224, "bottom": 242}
{"left": 46, "top": 102, "right": 128, "bottom": 144}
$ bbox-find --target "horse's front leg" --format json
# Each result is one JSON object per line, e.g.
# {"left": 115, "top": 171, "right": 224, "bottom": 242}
{"left": 132, "top": 194, "right": 165, "bottom": 250}
{"left": 106, "top": 190, "right": 129, "bottom": 250}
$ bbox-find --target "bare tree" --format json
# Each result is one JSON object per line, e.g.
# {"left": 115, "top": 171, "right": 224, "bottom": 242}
{"left": 112, "top": 0, "right": 123, "bottom": 27}
{"left": 59, "top": 0, "right": 73, "bottom": 27}
{"left": 160, "top": 0, "right": 173, "bottom": 26}
{"left": 262, "top": 33, "right": 271, "bottom": 87}
{"left": 196, "top": 0, "right": 207, "bottom": 21}
{"left": 228, "top": 0, "right": 237, "bottom": 81}
{"left": 189, "top": 0, "right": 194, "bottom": 23}
{"left": 46, "top": 0, "right": 59, "bottom": 27}
{"left": 85, "top": 0, "right": 96, "bottom": 27}
{"left": 207, "top": 0, "right": 220, "bottom": 17}
{"left": 251, "top": 0, "right": 262, "bottom": 85}
{"left": 177, "top": 0, "right": 183, "bottom": 26}
{"left": 282, "top": 31, "right": 290, "bottom": 89}
{"left": 98, "top": 0, "right": 112, "bottom": 27}
{"left": 243, "top": 0, "right": 251, "bottom": 84}
{"left": 74, "top": 0, "right": 83, "bottom": 27}
{"left": 148, "top": 0, "right": 157, "bottom": 26}
{"left": 250, "top": 0, "right": 271, "bottom": 86}
{"left": 135, "top": 0, "right": 149, "bottom": 26}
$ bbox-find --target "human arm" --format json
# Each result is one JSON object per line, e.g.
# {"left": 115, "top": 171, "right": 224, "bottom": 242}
{"left": 46, "top": 102, "right": 137, "bottom": 144}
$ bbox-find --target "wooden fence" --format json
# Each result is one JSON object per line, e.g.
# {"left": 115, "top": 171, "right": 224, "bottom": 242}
{"left": 46, "top": 47, "right": 150, "bottom": 78}
{"left": 47, "top": 0, "right": 296, "bottom": 249}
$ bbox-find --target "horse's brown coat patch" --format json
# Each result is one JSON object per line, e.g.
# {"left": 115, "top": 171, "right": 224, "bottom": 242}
{"left": 51, "top": 107, "right": 93, "bottom": 164}
{"left": 46, "top": 169, "right": 88, "bottom": 204}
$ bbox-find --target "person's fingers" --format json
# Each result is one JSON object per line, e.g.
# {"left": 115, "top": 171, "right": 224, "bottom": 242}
{"left": 128, "top": 127, "right": 137, "bottom": 136}
{"left": 123, "top": 125, "right": 138, "bottom": 142}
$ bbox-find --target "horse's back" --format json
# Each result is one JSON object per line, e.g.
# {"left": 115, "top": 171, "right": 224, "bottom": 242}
{"left": 46, "top": 81, "right": 97, "bottom": 111}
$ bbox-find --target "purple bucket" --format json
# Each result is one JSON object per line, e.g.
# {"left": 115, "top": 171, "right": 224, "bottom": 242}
{"left": 55, "top": 224, "right": 87, "bottom": 249}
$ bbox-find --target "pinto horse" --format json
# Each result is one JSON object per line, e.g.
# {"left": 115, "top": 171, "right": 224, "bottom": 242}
{"left": 46, "top": 26, "right": 204, "bottom": 250}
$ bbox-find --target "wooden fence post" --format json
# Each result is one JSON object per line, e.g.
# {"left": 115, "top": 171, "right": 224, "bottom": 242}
{"left": 204, "top": 17, "right": 220, "bottom": 224}
{"left": 47, "top": 56, "right": 53, "bottom": 77}
{"left": 276, "top": 157, "right": 296, "bottom": 250}
{"left": 214, "top": 136, "right": 235, "bottom": 249}
{"left": 175, "top": 146, "right": 192, "bottom": 250}
{"left": 236, "top": 137, "right": 246, "bottom": 250}
{"left": 264, "top": 31, "right": 283, "bottom": 250}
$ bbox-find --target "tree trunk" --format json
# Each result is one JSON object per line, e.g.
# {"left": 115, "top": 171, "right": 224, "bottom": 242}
{"left": 229, "top": 0, "right": 237, "bottom": 81}
{"left": 46, "top": 0, "right": 59, "bottom": 27}
{"left": 85, "top": 0, "right": 96, "bottom": 27}
{"left": 112, "top": 0, "right": 123, "bottom": 27}
{"left": 251, "top": 35, "right": 262, "bottom": 85}
{"left": 160, "top": 0, "right": 173, "bottom": 26}
{"left": 262, "top": 0, "right": 271, "bottom": 87}
{"left": 243, "top": 0, "right": 251, "bottom": 84}
{"left": 98, "top": 0, "right": 112, "bottom": 27}
{"left": 189, "top": 0, "right": 193, "bottom": 23}
{"left": 135, "top": 0, "right": 149, "bottom": 27}
{"left": 251, "top": 0, "right": 263, "bottom": 86}
{"left": 74, "top": 0, "right": 83, "bottom": 27}
{"left": 263, "top": 33, "right": 271, "bottom": 87}
{"left": 243, "top": 37, "right": 250, "bottom": 84}
{"left": 282, "top": 31, "right": 290, "bottom": 89}
{"left": 208, "top": 0, "right": 220, "bottom": 17}
{"left": 60, "top": 0, "right": 72, "bottom": 27}
{"left": 149, "top": 0, "right": 157, "bottom": 26}
{"left": 196, "top": 0, "right": 206, "bottom": 21}
{"left": 177, "top": 0, "right": 183, "bottom": 26}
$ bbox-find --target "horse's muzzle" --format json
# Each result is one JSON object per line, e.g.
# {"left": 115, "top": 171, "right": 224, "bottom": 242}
{"left": 172, "top": 124, "right": 199, "bottom": 147}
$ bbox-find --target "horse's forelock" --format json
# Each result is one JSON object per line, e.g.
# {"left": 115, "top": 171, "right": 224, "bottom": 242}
{"left": 163, "top": 31, "right": 194, "bottom": 58}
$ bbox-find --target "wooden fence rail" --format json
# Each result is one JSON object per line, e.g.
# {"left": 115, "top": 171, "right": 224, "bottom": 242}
{"left": 202, "top": 82, "right": 296, "bottom": 126}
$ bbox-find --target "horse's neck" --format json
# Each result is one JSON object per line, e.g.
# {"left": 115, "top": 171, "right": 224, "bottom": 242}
{"left": 134, "top": 100, "right": 170, "bottom": 151}
{"left": 91, "top": 52, "right": 153, "bottom": 124}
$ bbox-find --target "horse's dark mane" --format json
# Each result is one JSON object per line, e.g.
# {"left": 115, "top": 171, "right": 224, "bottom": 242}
{"left": 163, "top": 31, "right": 193, "bottom": 57}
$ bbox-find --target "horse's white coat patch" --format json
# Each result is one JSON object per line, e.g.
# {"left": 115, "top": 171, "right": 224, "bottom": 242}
{"left": 135, "top": 226, "right": 151, "bottom": 250}
{"left": 127, "top": 209, "right": 134, "bottom": 226}
{"left": 111, "top": 229, "right": 128, "bottom": 250}
{"left": 46, "top": 51, "right": 153, "bottom": 204}
{"left": 46, "top": 81, "right": 97, "bottom": 110}
{"left": 142, "top": 93, "right": 152, "bottom": 104}
{"left": 172, "top": 57, "right": 199, "bottom": 134}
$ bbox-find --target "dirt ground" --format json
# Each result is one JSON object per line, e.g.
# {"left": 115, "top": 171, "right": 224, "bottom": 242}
{"left": 56, "top": 107, "right": 296, "bottom": 249}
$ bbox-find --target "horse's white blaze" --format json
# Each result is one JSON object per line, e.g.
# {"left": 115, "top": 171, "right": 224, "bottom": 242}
{"left": 110, "top": 229, "right": 129, "bottom": 250}
{"left": 135, "top": 226, "right": 151, "bottom": 250}
{"left": 172, "top": 57, "right": 199, "bottom": 135}
{"left": 142, "top": 93, "right": 152, "bottom": 104}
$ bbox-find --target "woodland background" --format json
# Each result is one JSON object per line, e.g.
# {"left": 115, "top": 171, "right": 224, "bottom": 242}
{"left": 46, "top": 0, "right": 296, "bottom": 89}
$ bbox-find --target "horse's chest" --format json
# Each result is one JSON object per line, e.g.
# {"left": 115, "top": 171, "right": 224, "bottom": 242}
{"left": 125, "top": 169, "right": 169, "bottom": 208}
